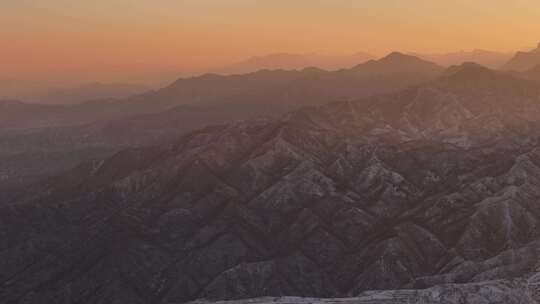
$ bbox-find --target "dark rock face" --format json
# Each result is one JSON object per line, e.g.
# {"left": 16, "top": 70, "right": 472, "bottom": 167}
{"left": 2, "top": 65, "right": 540, "bottom": 303}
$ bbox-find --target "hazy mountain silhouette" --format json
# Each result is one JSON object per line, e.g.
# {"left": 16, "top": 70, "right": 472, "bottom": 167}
{"left": 502, "top": 42, "right": 540, "bottom": 71}
{"left": 217, "top": 52, "right": 375, "bottom": 74}
{"left": 349, "top": 52, "right": 442, "bottom": 74}
{"left": 139, "top": 52, "right": 442, "bottom": 109}
{"left": 33, "top": 82, "right": 151, "bottom": 104}
{"left": 417, "top": 49, "right": 512, "bottom": 68}
{"left": 2, "top": 63, "right": 540, "bottom": 303}
{"left": 0, "top": 53, "right": 443, "bottom": 130}
{"left": 0, "top": 81, "right": 150, "bottom": 105}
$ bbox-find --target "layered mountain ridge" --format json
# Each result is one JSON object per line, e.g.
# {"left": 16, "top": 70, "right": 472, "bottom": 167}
{"left": 2, "top": 64, "right": 540, "bottom": 303}
{"left": 216, "top": 52, "right": 376, "bottom": 74}
{"left": 417, "top": 49, "right": 513, "bottom": 69}
{"left": 503, "top": 42, "right": 540, "bottom": 72}
{"left": 0, "top": 53, "right": 442, "bottom": 130}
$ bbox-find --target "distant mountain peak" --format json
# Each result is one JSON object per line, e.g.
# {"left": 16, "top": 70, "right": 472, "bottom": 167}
{"left": 217, "top": 52, "right": 375, "bottom": 74}
{"left": 444, "top": 62, "right": 491, "bottom": 76}
{"left": 386, "top": 51, "right": 407, "bottom": 57}
{"left": 350, "top": 52, "right": 443, "bottom": 75}
{"left": 459, "top": 61, "right": 485, "bottom": 67}
{"left": 300, "top": 66, "right": 326, "bottom": 74}
{"left": 380, "top": 51, "right": 417, "bottom": 62}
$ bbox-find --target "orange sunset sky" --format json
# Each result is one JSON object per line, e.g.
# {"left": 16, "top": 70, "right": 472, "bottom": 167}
{"left": 1, "top": 0, "right": 540, "bottom": 85}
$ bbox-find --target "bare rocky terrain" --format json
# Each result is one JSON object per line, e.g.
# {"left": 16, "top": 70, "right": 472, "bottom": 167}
{"left": 1, "top": 63, "right": 540, "bottom": 303}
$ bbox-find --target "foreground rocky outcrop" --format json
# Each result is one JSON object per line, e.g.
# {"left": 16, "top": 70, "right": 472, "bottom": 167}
{"left": 1, "top": 64, "right": 540, "bottom": 303}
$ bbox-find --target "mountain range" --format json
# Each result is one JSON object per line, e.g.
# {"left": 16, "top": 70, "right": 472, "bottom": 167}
{"left": 213, "top": 49, "right": 514, "bottom": 75}
{"left": 216, "top": 49, "right": 513, "bottom": 74}
{"left": 31, "top": 83, "right": 151, "bottom": 105}
{"left": 2, "top": 62, "right": 540, "bottom": 303}
{"left": 216, "top": 52, "right": 376, "bottom": 74}
{"left": 0, "top": 52, "right": 443, "bottom": 130}
{"left": 417, "top": 49, "right": 513, "bottom": 69}
{"left": 0, "top": 81, "right": 150, "bottom": 105}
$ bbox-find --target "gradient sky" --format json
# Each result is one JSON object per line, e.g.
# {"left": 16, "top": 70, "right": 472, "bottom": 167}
{"left": 1, "top": 0, "right": 540, "bottom": 84}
